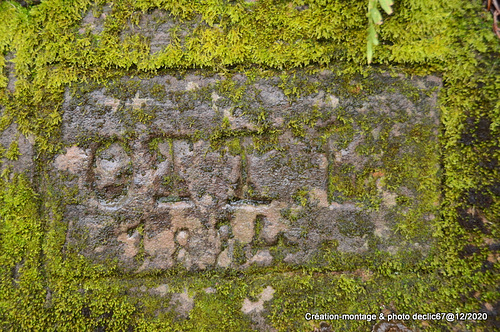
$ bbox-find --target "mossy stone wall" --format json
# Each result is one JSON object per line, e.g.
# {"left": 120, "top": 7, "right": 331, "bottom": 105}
{"left": 0, "top": 0, "right": 498, "bottom": 331}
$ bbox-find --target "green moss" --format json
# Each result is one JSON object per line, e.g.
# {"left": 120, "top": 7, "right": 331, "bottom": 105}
{"left": 232, "top": 241, "right": 247, "bottom": 265}
{"left": 105, "top": 79, "right": 141, "bottom": 101}
{"left": 292, "top": 187, "right": 310, "bottom": 207}
{"left": 227, "top": 137, "right": 243, "bottom": 155}
{"left": 280, "top": 206, "right": 301, "bottom": 223}
{"left": 0, "top": 174, "right": 134, "bottom": 330}
{"left": 5, "top": 139, "right": 20, "bottom": 160}
{"left": 160, "top": 173, "right": 186, "bottom": 198}
{"left": 337, "top": 212, "right": 374, "bottom": 238}
{"left": 0, "top": 0, "right": 498, "bottom": 330}
{"left": 215, "top": 76, "right": 246, "bottom": 103}
{"left": 278, "top": 71, "right": 321, "bottom": 102}
{"left": 252, "top": 215, "right": 264, "bottom": 246}
{"left": 329, "top": 163, "right": 378, "bottom": 205}
{"left": 150, "top": 83, "right": 167, "bottom": 100}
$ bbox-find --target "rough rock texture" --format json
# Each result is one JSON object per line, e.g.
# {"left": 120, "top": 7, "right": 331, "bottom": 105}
{"left": 53, "top": 69, "right": 441, "bottom": 272}
{"left": 242, "top": 286, "right": 277, "bottom": 331}
{"left": 0, "top": 123, "right": 34, "bottom": 179}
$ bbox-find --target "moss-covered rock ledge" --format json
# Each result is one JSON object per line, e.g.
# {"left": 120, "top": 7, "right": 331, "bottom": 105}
{"left": 0, "top": 0, "right": 498, "bottom": 331}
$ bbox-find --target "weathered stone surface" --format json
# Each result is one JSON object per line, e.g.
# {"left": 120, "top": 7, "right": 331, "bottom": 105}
{"left": 117, "top": 231, "right": 141, "bottom": 258}
{"left": 176, "top": 230, "right": 189, "bottom": 246}
{"left": 142, "top": 229, "right": 175, "bottom": 270}
{"left": 57, "top": 70, "right": 441, "bottom": 272}
{"left": 169, "top": 289, "right": 195, "bottom": 318}
{"left": 0, "top": 123, "right": 34, "bottom": 178}
{"left": 228, "top": 201, "right": 287, "bottom": 246}
{"left": 242, "top": 285, "right": 277, "bottom": 331}
{"left": 242, "top": 286, "right": 275, "bottom": 314}
{"left": 217, "top": 247, "right": 232, "bottom": 268}
{"left": 151, "top": 284, "right": 169, "bottom": 297}
{"left": 55, "top": 146, "right": 90, "bottom": 174}
{"left": 172, "top": 139, "right": 240, "bottom": 208}
{"left": 246, "top": 134, "right": 327, "bottom": 201}
{"left": 245, "top": 250, "right": 273, "bottom": 267}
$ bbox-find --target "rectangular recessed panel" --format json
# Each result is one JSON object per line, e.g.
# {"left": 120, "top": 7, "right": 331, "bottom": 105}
{"left": 56, "top": 70, "right": 441, "bottom": 271}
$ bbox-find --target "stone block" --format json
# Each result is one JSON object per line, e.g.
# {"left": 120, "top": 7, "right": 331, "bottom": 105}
{"left": 55, "top": 69, "right": 440, "bottom": 272}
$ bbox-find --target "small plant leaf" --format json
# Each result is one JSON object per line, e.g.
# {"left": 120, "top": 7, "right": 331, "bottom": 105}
{"left": 368, "top": 24, "right": 379, "bottom": 45}
{"left": 370, "top": 8, "right": 383, "bottom": 25}
{"left": 379, "top": 0, "right": 394, "bottom": 15}
{"left": 367, "top": 40, "right": 373, "bottom": 64}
